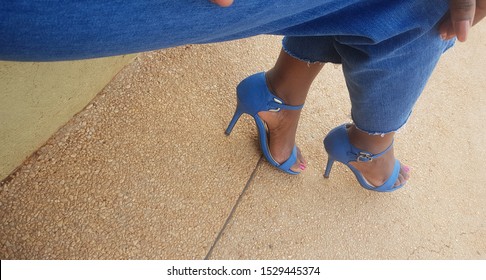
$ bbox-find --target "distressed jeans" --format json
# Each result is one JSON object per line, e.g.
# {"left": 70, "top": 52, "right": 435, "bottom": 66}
{"left": 0, "top": 0, "right": 454, "bottom": 133}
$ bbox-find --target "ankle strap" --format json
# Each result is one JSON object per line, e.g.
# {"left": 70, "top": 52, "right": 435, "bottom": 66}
{"left": 267, "top": 96, "right": 304, "bottom": 112}
{"left": 352, "top": 140, "right": 394, "bottom": 162}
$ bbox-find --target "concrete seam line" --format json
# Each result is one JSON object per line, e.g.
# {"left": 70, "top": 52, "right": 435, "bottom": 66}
{"left": 204, "top": 156, "right": 263, "bottom": 260}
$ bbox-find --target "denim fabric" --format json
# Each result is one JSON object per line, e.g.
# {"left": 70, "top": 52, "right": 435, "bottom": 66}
{"left": 0, "top": 0, "right": 454, "bottom": 133}
{"left": 1, "top": 0, "right": 449, "bottom": 61}
{"left": 282, "top": 0, "right": 454, "bottom": 133}
{"left": 0, "top": 0, "right": 358, "bottom": 61}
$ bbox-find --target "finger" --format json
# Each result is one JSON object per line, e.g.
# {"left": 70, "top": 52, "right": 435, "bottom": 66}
{"left": 439, "top": 15, "right": 455, "bottom": 39}
{"left": 449, "top": 0, "right": 476, "bottom": 41}
{"left": 441, "top": 21, "right": 459, "bottom": 40}
{"left": 211, "top": 0, "right": 234, "bottom": 7}
{"left": 473, "top": 0, "right": 486, "bottom": 25}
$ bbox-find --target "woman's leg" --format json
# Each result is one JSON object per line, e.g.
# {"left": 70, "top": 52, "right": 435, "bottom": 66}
{"left": 334, "top": 23, "right": 454, "bottom": 188}
{"left": 259, "top": 49, "right": 323, "bottom": 172}
{"left": 347, "top": 127, "right": 409, "bottom": 187}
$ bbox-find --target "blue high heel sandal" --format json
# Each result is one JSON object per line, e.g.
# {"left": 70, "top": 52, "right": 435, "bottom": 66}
{"left": 225, "top": 72, "right": 303, "bottom": 175}
{"left": 323, "top": 124, "right": 405, "bottom": 192}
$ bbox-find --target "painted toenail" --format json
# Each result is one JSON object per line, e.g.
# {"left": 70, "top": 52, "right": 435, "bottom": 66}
{"left": 403, "top": 166, "right": 410, "bottom": 172}
{"left": 299, "top": 164, "right": 306, "bottom": 170}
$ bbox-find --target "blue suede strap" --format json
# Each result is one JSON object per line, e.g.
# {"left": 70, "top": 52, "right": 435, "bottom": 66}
{"left": 267, "top": 96, "right": 304, "bottom": 112}
{"left": 278, "top": 146, "right": 299, "bottom": 172}
{"left": 348, "top": 140, "right": 394, "bottom": 163}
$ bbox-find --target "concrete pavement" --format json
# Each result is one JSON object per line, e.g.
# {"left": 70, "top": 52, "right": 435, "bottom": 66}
{"left": 1, "top": 27, "right": 485, "bottom": 259}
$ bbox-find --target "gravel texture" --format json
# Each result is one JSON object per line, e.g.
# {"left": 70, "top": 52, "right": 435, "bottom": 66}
{"left": 1, "top": 31, "right": 485, "bottom": 259}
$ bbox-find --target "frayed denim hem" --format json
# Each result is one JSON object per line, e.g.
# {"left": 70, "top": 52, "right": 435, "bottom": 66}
{"left": 281, "top": 36, "right": 344, "bottom": 64}
{"left": 282, "top": 43, "right": 326, "bottom": 64}
{"left": 351, "top": 113, "right": 410, "bottom": 136}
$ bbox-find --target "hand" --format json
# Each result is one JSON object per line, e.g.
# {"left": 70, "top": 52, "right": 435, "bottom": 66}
{"left": 210, "top": 0, "right": 234, "bottom": 7}
{"left": 439, "top": 0, "right": 486, "bottom": 42}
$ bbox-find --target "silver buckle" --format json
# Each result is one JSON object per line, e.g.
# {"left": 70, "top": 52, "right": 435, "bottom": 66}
{"left": 357, "top": 152, "right": 373, "bottom": 162}
{"left": 269, "top": 98, "right": 283, "bottom": 112}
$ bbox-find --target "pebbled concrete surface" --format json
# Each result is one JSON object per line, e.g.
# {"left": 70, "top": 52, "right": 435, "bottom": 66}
{"left": 0, "top": 39, "right": 270, "bottom": 259}
{"left": 1, "top": 25, "right": 485, "bottom": 259}
{"left": 0, "top": 55, "right": 135, "bottom": 181}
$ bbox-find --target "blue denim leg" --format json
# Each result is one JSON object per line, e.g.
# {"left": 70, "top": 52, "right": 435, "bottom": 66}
{"left": 1, "top": 0, "right": 454, "bottom": 134}
{"left": 1, "top": 0, "right": 449, "bottom": 62}
{"left": 283, "top": 0, "right": 454, "bottom": 134}
{"left": 282, "top": 36, "right": 341, "bottom": 64}
{"left": 340, "top": 28, "right": 454, "bottom": 134}
{"left": 0, "top": 0, "right": 362, "bottom": 61}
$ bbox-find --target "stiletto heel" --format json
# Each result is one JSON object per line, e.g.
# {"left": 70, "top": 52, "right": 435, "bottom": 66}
{"left": 324, "top": 157, "right": 334, "bottom": 178}
{"left": 226, "top": 72, "right": 304, "bottom": 175}
{"left": 323, "top": 124, "right": 405, "bottom": 192}
{"left": 225, "top": 106, "right": 243, "bottom": 135}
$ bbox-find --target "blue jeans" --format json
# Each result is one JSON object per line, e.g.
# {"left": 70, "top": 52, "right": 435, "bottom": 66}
{"left": 0, "top": 0, "right": 454, "bottom": 133}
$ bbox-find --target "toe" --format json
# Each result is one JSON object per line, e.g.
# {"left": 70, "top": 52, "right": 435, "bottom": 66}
{"left": 296, "top": 146, "right": 307, "bottom": 168}
{"left": 402, "top": 165, "right": 411, "bottom": 180}
{"left": 290, "top": 146, "right": 306, "bottom": 173}
{"left": 394, "top": 173, "right": 405, "bottom": 187}
{"left": 394, "top": 164, "right": 411, "bottom": 187}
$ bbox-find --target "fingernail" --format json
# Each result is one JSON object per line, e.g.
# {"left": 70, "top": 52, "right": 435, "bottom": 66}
{"left": 454, "top": 20, "right": 471, "bottom": 41}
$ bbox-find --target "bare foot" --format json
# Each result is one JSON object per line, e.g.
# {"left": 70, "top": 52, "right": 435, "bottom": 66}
{"left": 347, "top": 125, "right": 410, "bottom": 188}
{"left": 258, "top": 109, "right": 307, "bottom": 173}
{"left": 349, "top": 147, "right": 410, "bottom": 187}
{"left": 254, "top": 49, "right": 323, "bottom": 173}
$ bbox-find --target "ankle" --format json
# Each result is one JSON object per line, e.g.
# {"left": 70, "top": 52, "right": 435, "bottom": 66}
{"left": 348, "top": 125, "right": 394, "bottom": 154}
{"left": 265, "top": 70, "right": 307, "bottom": 106}
{"left": 258, "top": 109, "right": 301, "bottom": 131}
